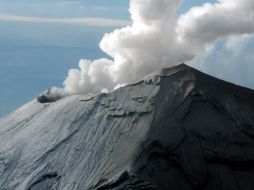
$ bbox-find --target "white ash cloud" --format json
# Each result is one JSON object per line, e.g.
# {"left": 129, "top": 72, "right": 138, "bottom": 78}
{"left": 177, "top": 0, "right": 254, "bottom": 48}
{"left": 55, "top": 0, "right": 254, "bottom": 97}
{"left": 63, "top": 59, "right": 116, "bottom": 95}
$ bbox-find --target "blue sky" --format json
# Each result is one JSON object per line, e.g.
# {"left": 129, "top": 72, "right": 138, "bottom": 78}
{"left": 0, "top": 0, "right": 215, "bottom": 19}
{"left": 0, "top": 0, "right": 129, "bottom": 19}
{"left": 1, "top": 0, "right": 251, "bottom": 117}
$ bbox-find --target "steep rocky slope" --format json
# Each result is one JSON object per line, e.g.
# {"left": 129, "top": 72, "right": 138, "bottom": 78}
{"left": 0, "top": 64, "right": 254, "bottom": 190}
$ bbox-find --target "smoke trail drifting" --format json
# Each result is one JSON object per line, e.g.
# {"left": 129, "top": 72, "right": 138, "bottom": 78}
{"left": 54, "top": 0, "right": 254, "bottom": 97}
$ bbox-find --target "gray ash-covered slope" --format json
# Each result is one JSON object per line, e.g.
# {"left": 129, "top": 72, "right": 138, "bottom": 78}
{"left": 0, "top": 64, "right": 254, "bottom": 190}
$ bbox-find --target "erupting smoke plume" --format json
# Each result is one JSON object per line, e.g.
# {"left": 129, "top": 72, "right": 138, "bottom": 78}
{"left": 57, "top": 0, "right": 254, "bottom": 96}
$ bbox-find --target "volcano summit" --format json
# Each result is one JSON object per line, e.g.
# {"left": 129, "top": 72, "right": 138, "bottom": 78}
{"left": 0, "top": 64, "right": 254, "bottom": 190}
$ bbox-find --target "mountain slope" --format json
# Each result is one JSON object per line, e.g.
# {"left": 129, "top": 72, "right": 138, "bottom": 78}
{"left": 0, "top": 64, "right": 254, "bottom": 190}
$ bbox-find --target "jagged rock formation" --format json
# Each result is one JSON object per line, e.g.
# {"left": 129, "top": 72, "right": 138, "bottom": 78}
{"left": 0, "top": 64, "right": 254, "bottom": 190}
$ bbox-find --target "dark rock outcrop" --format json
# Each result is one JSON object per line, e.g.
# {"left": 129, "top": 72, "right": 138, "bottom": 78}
{"left": 37, "top": 88, "right": 63, "bottom": 103}
{"left": 0, "top": 64, "right": 254, "bottom": 190}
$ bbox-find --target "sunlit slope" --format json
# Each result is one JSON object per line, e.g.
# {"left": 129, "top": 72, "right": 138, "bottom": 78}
{"left": 0, "top": 64, "right": 254, "bottom": 190}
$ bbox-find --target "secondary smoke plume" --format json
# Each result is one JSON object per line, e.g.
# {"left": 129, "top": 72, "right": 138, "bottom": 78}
{"left": 57, "top": 0, "right": 254, "bottom": 96}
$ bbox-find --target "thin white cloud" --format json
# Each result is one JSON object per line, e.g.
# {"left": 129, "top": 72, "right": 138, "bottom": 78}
{"left": 0, "top": 13, "right": 130, "bottom": 27}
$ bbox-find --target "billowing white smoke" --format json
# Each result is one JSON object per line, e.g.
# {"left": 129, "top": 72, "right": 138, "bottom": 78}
{"left": 56, "top": 0, "right": 254, "bottom": 97}
{"left": 177, "top": 0, "right": 254, "bottom": 48}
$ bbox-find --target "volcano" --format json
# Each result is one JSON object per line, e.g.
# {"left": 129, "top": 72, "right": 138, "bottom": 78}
{"left": 0, "top": 64, "right": 254, "bottom": 190}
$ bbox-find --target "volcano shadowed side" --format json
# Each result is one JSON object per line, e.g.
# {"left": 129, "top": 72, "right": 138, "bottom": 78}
{"left": 0, "top": 64, "right": 254, "bottom": 190}
{"left": 130, "top": 64, "right": 254, "bottom": 190}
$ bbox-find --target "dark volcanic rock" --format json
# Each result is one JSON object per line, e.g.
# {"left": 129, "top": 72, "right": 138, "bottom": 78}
{"left": 37, "top": 88, "right": 63, "bottom": 103}
{"left": 0, "top": 64, "right": 254, "bottom": 190}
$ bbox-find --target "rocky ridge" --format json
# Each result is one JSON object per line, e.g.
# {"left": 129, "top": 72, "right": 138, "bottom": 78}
{"left": 0, "top": 64, "right": 254, "bottom": 190}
